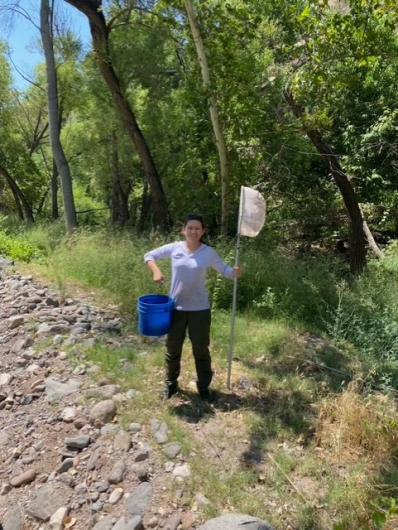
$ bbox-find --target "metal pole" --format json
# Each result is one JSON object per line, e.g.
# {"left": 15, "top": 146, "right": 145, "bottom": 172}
{"left": 227, "top": 187, "right": 243, "bottom": 389}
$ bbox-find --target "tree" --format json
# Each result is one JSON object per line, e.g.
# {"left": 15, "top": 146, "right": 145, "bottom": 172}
{"left": 284, "top": 89, "right": 381, "bottom": 273}
{"left": 264, "top": 0, "right": 397, "bottom": 271}
{"left": 64, "top": 0, "right": 171, "bottom": 232}
{"left": 0, "top": 44, "right": 37, "bottom": 221}
{"left": 184, "top": 0, "right": 229, "bottom": 234}
{"left": 40, "top": 0, "right": 78, "bottom": 232}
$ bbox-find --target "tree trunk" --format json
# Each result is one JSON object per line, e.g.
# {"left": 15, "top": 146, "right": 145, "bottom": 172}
{"left": 0, "top": 163, "right": 34, "bottom": 222}
{"left": 138, "top": 179, "right": 151, "bottom": 233}
{"left": 37, "top": 187, "right": 49, "bottom": 216}
{"left": 284, "top": 90, "right": 382, "bottom": 274}
{"left": 51, "top": 158, "right": 59, "bottom": 220}
{"left": 63, "top": 0, "right": 170, "bottom": 233}
{"left": 359, "top": 203, "right": 383, "bottom": 259}
{"left": 40, "top": 0, "right": 78, "bottom": 233}
{"left": 184, "top": 0, "right": 229, "bottom": 235}
{"left": 111, "top": 131, "right": 130, "bottom": 225}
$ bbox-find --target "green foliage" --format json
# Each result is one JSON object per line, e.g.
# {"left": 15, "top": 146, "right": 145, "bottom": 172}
{"left": 272, "top": 0, "right": 398, "bottom": 212}
{"left": 371, "top": 497, "right": 398, "bottom": 529}
{"left": 73, "top": 186, "right": 108, "bottom": 226}
{"left": 0, "top": 229, "right": 44, "bottom": 262}
{"left": 15, "top": 221, "right": 67, "bottom": 256}
{"left": 322, "top": 254, "right": 398, "bottom": 388}
{"left": 207, "top": 233, "right": 343, "bottom": 328}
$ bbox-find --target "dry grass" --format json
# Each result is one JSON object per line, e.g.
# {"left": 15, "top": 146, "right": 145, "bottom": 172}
{"left": 314, "top": 381, "right": 398, "bottom": 461}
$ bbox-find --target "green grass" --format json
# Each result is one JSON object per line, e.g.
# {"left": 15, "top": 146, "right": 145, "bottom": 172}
{"left": 47, "top": 229, "right": 170, "bottom": 313}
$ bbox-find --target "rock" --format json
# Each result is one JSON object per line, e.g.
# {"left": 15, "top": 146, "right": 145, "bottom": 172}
{"left": 2, "top": 505, "right": 24, "bottom": 530}
{"left": 133, "top": 465, "right": 148, "bottom": 482}
{"left": 112, "top": 517, "right": 127, "bottom": 530}
{"left": 1, "top": 483, "right": 12, "bottom": 495}
{"left": 65, "top": 435, "right": 91, "bottom": 449}
{"left": 10, "top": 468, "right": 37, "bottom": 487}
{"left": 8, "top": 316, "right": 25, "bottom": 329}
{"left": 164, "top": 462, "right": 174, "bottom": 473}
{"left": 112, "top": 393, "right": 126, "bottom": 403}
{"left": 53, "top": 334, "right": 64, "bottom": 344}
{"left": 92, "top": 515, "right": 114, "bottom": 530}
{"left": 49, "top": 506, "right": 69, "bottom": 530}
{"left": 125, "top": 516, "right": 143, "bottom": 530}
{"left": 163, "top": 442, "right": 182, "bottom": 459}
{"left": 109, "top": 487, "right": 124, "bottom": 504}
{"left": 60, "top": 407, "right": 77, "bottom": 422}
{"left": 195, "top": 493, "right": 210, "bottom": 507}
{"left": 11, "top": 336, "right": 33, "bottom": 353}
{"left": 59, "top": 473, "right": 76, "bottom": 488}
{"left": 46, "top": 296, "right": 59, "bottom": 307}
{"left": 101, "top": 424, "right": 119, "bottom": 436}
{"left": 0, "top": 258, "right": 13, "bottom": 266}
{"left": 26, "top": 484, "right": 69, "bottom": 522}
{"left": 172, "top": 463, "right": 191, "bottom": 477}
{"left": 133, "top": 443, "right": 152, "bottom": 462}
{"left": 87, "top": 447, "right": 102, "bottom": 471}
{"left": 125, "top": 482, "right": 154, "bottom": 517}
{"left": 0, "top": 373, "right": 12, "bottom": 386}
{"left": 37, "top": 323, "right": 70, "bottom": 335}
{"left": 114, "top": 431, "right": 131, "bottom": 452}
{"left": 198, "top": 514, "right": 274, "bottom": 530}
{"left": 56, "top": 458, "right": 74, "bottom": 474}
{"left": 94, "top": 481, "right": 110, "bottom": 493}
{"left": 127, "top": 423, "right": 142, "bottom": 433}
{"left": 149, "top": 419, "right": 168, "bottom": 444}
{"left": 164, "top": 514, "right": 182, "bottom": 530}
{"left": 73, "top": 416, "right": 87, "bottom": 429}
{"left": 108, "top": 459, "right": 126, "bottom": 484}
{"left": 45, "top": 378, "right": 81, "bottom": 400}
{"left": 0, "top": 429, "right": 11, "bottom": 445}
{"left": 85, "top": 384, "right": 120, "bottom": 399}
{"left": 147, "top": 516, "right": 159, "bottom": 527}
{"left": 89, "top": 399, "right": 116, "bottom": 426}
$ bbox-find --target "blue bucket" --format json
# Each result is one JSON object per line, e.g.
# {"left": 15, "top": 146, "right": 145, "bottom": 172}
{"left": 137, "top": 294, "right": 175, "bottom": 337}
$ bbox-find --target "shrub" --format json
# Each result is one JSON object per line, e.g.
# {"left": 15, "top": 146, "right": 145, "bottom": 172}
{"left": 0, "top": 230, "right": 44, "bottom": 262}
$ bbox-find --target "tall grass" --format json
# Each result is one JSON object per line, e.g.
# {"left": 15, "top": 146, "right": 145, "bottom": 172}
{"left": 207, "top": 236, "right": 345, "bottom": 328}
{"left": 48, "top": 229, "right": 170, "bottom": 313}
{"left": 4, "top": 222, "right": 398, "bottom": 381}
{"left": 323, "top": 258, "right": 398, "bottom": 387}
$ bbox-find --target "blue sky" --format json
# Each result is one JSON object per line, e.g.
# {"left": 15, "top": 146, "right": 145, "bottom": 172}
{"left": 2, "top": 0, "right": 90, "bottom": 88}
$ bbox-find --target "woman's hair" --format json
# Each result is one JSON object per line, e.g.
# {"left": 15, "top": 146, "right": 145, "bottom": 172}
{"left": 184, "top": 213, "right": 205, "bottom": 228}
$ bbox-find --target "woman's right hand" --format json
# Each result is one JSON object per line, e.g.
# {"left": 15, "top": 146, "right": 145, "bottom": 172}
{"left": 153, "top": 271, "right": 165, "bottom": 284}
{"left": 146, "top": 260, "right": 165, "bottom": 284}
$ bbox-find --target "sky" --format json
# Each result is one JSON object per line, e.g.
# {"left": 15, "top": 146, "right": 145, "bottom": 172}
{"left": 1, "top": 0, "right": 91, "bottom": 88}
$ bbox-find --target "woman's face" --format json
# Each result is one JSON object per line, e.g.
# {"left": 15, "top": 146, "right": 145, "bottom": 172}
{"left": 182, "top": 220, "right": 205, "bottom": 243}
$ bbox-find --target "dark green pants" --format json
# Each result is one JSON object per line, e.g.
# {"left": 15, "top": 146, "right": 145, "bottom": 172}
{"left": 165, "top": 309, "right": 212, "bottom": 392}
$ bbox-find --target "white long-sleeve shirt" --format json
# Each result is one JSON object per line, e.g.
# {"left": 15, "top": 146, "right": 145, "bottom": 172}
{"left": 144, "top": 241, "right": 234, "bottom": 311}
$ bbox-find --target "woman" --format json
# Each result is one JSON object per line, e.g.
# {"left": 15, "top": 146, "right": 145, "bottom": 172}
{"left": 144, "top": 213, "right": 242, "bottom": 401}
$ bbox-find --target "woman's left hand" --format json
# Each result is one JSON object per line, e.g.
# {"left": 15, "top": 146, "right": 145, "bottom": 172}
{"left": 233, "top": 266, "right": 243, "bottom": 278}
